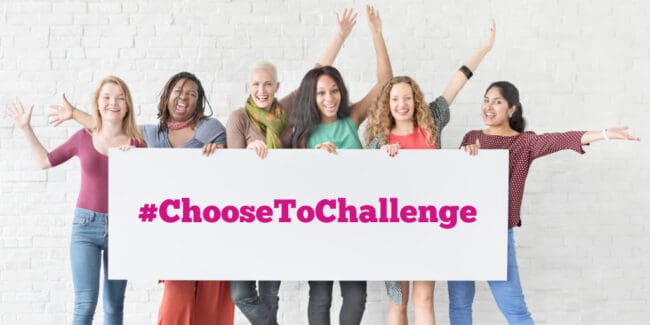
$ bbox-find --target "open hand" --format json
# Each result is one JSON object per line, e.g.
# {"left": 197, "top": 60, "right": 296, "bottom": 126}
{"left": 48, "top": 94, "right": 75, "bottom": 127}
{"left": 336, "top": 8, "right": 358, "bottom": 39}
{"left": 6, "top": 100, "right": 34, "bottom": 130}
{"left": 366, "top": 5, "right": 382, "bottom": 34}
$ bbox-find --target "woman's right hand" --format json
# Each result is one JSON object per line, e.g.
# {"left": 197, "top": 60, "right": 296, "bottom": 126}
{"left": 7, "top": 101, "right": 34, "bottom": 130}
{"left": 336, "top": 8, "right": 358, "bottom": 40}
{"left": 315, "top": 141, "right": 338, "bottom": 155}
{"left": 380, "top": 143, "right": 399, "bottom": 157}
{"left": 461, "top": 139, "right": 481, "bottom": 156}
{"left": 48, "top": 94, "right": 75, "bottom": 127}
{"left": 247, "top": 140, "right": 268, "bottom": 159}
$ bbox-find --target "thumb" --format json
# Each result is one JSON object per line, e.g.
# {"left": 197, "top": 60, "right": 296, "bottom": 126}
{"left": 475, "top": 138, "right": 481, "bottom": 148}
{"left": 26, "top": 105, "right": 34, "bottom": 119}
{"left": 62, "top": 93, "right": 71, "bottom": 105}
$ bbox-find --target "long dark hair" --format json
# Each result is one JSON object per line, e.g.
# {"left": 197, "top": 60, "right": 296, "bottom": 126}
{"left": 157, "top": 71, "right": 212, "bottom": 132}
{"left": 486, "top": 81, "right": 526, "bottom": 132}
{"left": 286, "top": 66, "right": 350, "bottom": 148}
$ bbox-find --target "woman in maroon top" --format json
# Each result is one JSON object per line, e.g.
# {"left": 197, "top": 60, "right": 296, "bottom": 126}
{"left": 450, "top": 81, "right": 639, "bottom": 325}
{"left": 7, "top": 76, "right": 145, "bottom": 325}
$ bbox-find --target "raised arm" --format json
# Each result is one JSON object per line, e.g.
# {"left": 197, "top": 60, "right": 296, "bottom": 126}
{"left": 349, "top": 5, "right": 393, "bottom": 126}
{"left": 49, "top": 94, "right": 96, "bottom": 129}
{"left": 7, "top": 101, "right": 52, "bottom": 169}
{"left": 581, "top": 126, "right": 640, "bottom": 144}
{"left": 316, "top": 8, "right": 358, "bottom": 67}
{"left": 441, "top": 19, "right": 496, "bottom": 105}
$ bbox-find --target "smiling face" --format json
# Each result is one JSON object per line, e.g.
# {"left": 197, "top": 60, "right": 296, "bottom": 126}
{"left": 389, "top": 82, "right": 415, "bottom": 123}
{"left": 482, "top": 86, "right": 515, "bottom": 128}
{"left": 315, "top": 74, "right": 341, "bottom": 123}
{"left": 167, "top": 79, "right": 198, "bottom": 122}
{"left": 248, "top": 68, "right": 279, "bottom": 109}
{"left": 97, "top": 82, "right": 128, "bottom": 123}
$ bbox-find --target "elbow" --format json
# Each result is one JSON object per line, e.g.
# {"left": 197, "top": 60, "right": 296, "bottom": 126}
{"left": 38, "top": 158, "right": 52, "bottom": 170}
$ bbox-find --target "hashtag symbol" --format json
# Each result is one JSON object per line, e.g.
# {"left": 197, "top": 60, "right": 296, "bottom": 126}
{"left": 138, "top": 204, "right": 158, "bottom": 222}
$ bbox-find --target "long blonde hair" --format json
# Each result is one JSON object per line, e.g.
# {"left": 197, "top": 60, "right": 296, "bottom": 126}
{"left": 365, "top": 76, "right": 437, "bottom": 146}
{"left": 92, "top": 75, "right": 143, "bottom": 143}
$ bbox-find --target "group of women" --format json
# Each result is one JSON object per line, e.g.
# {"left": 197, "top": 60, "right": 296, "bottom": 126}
{"left": 7, "top": 4, "right": 639, "bottom": 325}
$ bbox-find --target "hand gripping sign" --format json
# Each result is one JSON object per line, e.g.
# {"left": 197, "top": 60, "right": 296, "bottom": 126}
{"left": 109, "top": 149, "right": 507, "bottom": 281}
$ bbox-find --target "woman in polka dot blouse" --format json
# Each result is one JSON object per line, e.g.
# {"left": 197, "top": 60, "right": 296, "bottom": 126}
{"left": 450, "top": 81, "right": 640, "bottom": 325}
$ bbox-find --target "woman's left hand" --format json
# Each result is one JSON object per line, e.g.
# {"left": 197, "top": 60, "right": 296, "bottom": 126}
{"left": 202, "top": 143, "right": 222, "bottom": 156}
{"left": 117, "top": 145, "right": 134, "bottom": 151}
{"left": 604, "top": 126, "right": 641, "bottom": 141}
{"left": 366, "top": 5, "right": 382, "bottom": 34}
{"left": 483, "top": 19, "right": 496, "bottom": 51}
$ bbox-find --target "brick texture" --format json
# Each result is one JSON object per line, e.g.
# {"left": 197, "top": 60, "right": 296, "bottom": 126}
{"left": 1, "top": 0, "right": 649, "bottom": 324}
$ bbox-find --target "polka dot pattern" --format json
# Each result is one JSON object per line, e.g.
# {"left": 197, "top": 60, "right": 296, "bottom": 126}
{"left": 461, "top": 130, "right": 586, "bottom": 228}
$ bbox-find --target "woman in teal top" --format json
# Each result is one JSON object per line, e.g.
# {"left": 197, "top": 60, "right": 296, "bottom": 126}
{"left": 284, "top": 5, "right": 393, "bottom": 325}
{"left": 285, "top": 5, "right": 392, "bottom": 154}
{"left": 306, "top": 114, "right": 362, "bottom": 149}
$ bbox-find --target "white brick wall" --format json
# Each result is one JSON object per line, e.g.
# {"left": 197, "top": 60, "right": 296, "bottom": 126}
{"left": 1, "top": 0, "right": 649, "bottom": 324}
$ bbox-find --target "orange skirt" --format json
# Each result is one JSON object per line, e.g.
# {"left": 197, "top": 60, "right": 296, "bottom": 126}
{"left": 157, "top": 280, "right": 234, "bottom": 325}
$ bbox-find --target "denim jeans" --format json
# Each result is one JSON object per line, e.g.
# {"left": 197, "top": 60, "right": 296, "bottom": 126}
{"left": 308, "top": 281, "right": 367, "bottom": 325}
{"left": 230, "top": 280, "right": 280, "bottom": 325}
{"left": 448, "top": 228, "right": 533, "bottom": 325}
{"left": 70, "top": 208, "right": 127, "bottom": 325}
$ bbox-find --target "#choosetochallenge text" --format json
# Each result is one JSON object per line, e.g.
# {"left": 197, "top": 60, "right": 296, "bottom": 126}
{"left": 138, "top": 197, "right": 478, "bottom": 229}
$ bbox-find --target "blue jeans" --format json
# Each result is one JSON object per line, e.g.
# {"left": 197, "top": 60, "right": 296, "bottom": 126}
{"left": 70, "top": 208, "right": 127, "bottom": 325}
{"left": 230, "top": 280, "right": 280, "bottom": 325}
{"left": 308, "top": 281, "right": 367, "bottom": 325}
{"left": 448, "top": 228, "right": 533, "bottom": 325}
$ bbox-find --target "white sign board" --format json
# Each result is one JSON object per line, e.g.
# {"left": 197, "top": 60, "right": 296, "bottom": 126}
{"left": 109, "top": 149, "right": 508, "bottom": 281}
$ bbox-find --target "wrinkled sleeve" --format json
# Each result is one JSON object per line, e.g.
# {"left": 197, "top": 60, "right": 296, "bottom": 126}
{"left": 226, "top": 109, "right": 248, "bottom": 149}
{"left": 429, "top": 96, "right": 450, "bottom": 132}
{"left": 527, "top": 131, "right": 586, "bottom": 160}
{"left": 47, "top": 129, "right": 83, "bottom": 167}
{"left": 195, "top": 118, "right": 227, "bottom": 145}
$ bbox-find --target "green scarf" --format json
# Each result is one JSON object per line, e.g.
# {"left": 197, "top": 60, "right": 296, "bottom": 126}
{"left": 244, "top": 96, "right": 286, "bottom": 149}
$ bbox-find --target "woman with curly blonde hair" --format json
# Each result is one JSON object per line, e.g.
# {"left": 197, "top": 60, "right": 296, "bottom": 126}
{"left": 365, "top": 21, "right": 496, "bottom": 325}
{"left": 365, "top": 76, "right": 438, "bottom": 151}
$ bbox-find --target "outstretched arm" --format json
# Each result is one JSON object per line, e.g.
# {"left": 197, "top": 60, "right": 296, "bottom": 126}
{"left": 316, "top": 8, "right": 358, "bottom": 67}
{"left": 349, "top": 5, "right": 393, "bottom": 126}
{"left": 281, "top": 8, "right": 358, "bottom": 109}
{"left": 6, "top": 102, "right": 52, "bottom": 169}
{"left": 581, "top": 126, "right": 640, "bottom": 144}
{"left": 49, "top": 94, "right": 96, "bottom": 129}
{"left": 441, "top": 19, "right": 496, "bottom": 105}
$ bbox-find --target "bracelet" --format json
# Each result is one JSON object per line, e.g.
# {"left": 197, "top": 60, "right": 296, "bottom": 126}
{"left": 602, "top": 129, "right": 609, "bottom": 140}
{"left": 459, "top": 65, "right": 473, "bottom": 79}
